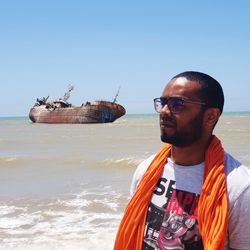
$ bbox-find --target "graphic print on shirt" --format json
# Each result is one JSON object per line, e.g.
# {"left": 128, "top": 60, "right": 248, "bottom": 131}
{"left": 143, "top": 177, "right": 203, "bottom": 250}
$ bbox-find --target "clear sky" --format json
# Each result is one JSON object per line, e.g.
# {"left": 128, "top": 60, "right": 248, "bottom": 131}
{"left": 1, "top": 0, "right": 250, "bottom": 116}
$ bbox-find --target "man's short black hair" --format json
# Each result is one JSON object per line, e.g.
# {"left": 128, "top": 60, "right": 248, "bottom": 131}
{"left": 172, "top": 71, "right": 224, "bottom": 114}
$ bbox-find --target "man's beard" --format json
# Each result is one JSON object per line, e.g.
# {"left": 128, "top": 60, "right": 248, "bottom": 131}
{"left": 160, "top": 112, "right": 204, "bottom": 147}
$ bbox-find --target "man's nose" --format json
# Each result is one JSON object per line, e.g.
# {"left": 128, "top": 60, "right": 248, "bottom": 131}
{"left": 160, "top": 103, "right": 171, "bottom": 114}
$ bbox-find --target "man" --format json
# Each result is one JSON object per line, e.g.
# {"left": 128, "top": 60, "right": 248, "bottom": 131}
{"left": 114, "top": 71, "right": 250, "bottom": 250}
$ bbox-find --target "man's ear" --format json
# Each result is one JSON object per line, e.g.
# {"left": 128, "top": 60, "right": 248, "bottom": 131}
{"left": 203, "top": 108, "right": 221, "bottom": 128}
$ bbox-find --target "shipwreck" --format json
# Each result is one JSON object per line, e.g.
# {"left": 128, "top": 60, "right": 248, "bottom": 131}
{"left": 29, "top": 85, "right": 126, "bottom": 123}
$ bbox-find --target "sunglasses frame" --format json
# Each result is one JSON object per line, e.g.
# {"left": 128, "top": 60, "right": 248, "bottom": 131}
{"left": 154, "top": 97, "right": 206, "bottom": 114}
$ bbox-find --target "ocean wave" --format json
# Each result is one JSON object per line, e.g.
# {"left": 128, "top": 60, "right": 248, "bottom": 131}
{"left": 0, "top": 227, "right": 118, "bottom": 250}
{"left": 0, "top": 155, "right": 47, "bottom": 167}
{"left": 0, "top": 186, "right": 127, "bottom": 249}
{"left": 100, "top": 155, "right": 146, "bottom": 168}
{"left": 0, "top": 156, "right": 18, "bottom": 164}
{"left": 0, "top": 205, "right": 27, "bottom": 217}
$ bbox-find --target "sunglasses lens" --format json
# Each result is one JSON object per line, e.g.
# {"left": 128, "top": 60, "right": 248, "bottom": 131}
{"left": 168, "top": 98, "right": 184, "bottom": 113}
{"left": 154, "top": 99, "right": 162, "bottom": 112}
{"left": 154, "top": 98, "right": 185, "bottom": 113}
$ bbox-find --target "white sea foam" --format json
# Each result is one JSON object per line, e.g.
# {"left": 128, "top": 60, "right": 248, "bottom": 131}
{"left": 0, "top": 186, "right": 125, "bottom": 249}
{"left": 0, "top": 205, "right": 27, "bottom": 216}
{"left": 0, "top": 206, "right": 121, "bottom": 249}
{"left": 0, "top": 226, "right": 118, "bottom": 250}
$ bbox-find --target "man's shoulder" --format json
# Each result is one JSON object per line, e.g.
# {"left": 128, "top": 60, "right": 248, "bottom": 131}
{"left": 225, "top": 154, "right": 250, "bottom": 249}
{"left": 130, "top": 154, "right": 156, "bottom": 196}
{"left": 225, "top": 152, "right": 250, "bottom": 183}
{"left": 136, "top": 154, "right": 156, "bottom": 173}
{"left": 225, "top": 153, "right": 250, "bottom": 204}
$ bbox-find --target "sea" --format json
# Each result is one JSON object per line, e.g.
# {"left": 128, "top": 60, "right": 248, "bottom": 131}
{"left": 0, "top": 113, "right": 250, "bottom": 250}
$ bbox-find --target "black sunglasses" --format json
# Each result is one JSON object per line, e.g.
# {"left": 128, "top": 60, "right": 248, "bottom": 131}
{"left": 154, "top": 97, "right": 206, "bottom": 114}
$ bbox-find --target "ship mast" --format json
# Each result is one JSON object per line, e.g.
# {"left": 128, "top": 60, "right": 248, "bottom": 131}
{"left": 63, "top": 84, "right": 74, "bottom": 102}
{"left": 113, "top": 86, "right": 120, "bottom": 103}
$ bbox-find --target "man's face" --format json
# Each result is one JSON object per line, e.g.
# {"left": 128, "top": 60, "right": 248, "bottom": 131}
{"left": 159, "top": 77, "right": 206, "bottom": 147}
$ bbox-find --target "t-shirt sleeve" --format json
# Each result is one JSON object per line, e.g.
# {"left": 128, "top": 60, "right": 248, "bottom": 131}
{"left": 228, "top": 185, "right": 250, "bottom": 249}
{"left": 228, "top": 166, "right": 250, "bottom": 249}
{"left": 130, "top": 155, "right": 156, "bottom": 196}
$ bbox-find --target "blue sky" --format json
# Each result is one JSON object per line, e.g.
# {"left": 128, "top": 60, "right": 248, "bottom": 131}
{"left": 1, "top": 0, "right": 250, "bottom": 116}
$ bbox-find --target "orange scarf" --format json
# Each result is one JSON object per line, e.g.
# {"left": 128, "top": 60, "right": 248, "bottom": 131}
{"left": 114, "top": 135, "right": 228, "bottom": 250}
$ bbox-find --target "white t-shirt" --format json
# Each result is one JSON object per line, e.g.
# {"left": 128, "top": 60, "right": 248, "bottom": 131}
{"left": 130, "top": 153, "right": 250, "bottom": 250}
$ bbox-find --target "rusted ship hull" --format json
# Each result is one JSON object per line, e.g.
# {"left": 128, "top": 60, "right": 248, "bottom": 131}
{"left": 29, "top": 101, "right": 126, "bottom": 124}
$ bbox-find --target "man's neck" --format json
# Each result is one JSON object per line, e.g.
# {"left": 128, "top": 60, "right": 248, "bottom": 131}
{"left": 170, "top": 137, "right": 211, "bottom": 166}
